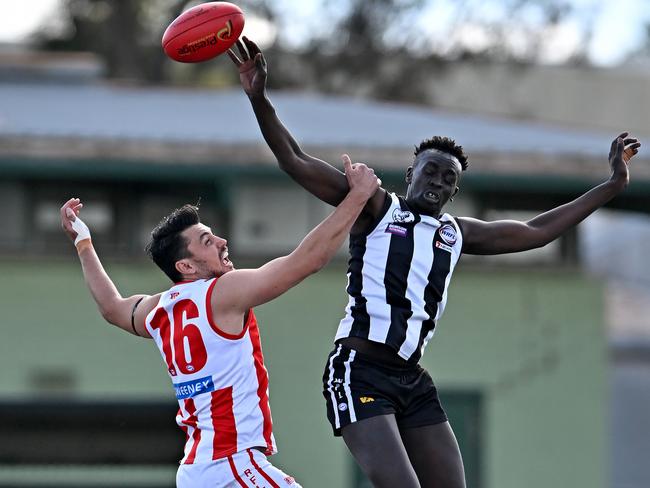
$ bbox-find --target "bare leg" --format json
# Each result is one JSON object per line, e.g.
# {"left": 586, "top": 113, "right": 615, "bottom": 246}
{"left": 342, "top": 414, "right": 421, "bottom": 488}
{"left": 400, "top": 421, "right": 466, "bottom": 488}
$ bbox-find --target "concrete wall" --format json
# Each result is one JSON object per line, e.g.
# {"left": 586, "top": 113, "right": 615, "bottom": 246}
{"left": 0, "top": 260, "right": 606, "bottom": 488}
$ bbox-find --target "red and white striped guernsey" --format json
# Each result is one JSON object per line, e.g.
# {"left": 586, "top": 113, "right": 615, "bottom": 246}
{"left": 144, "top": 278, "right": 276, "bottom": 464}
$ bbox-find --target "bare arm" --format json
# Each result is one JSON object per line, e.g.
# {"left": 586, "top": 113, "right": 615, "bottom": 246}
{"left": 60, "top": 198, "right": 156, "bottom": 337}
{"left": 213, "top": 156, "right": 380, "bottom": 330}
{"left": 460, "top": 133, "right": 641, "bottom": 255}
{"left": 228, "top": 37, "right": 386, "bottom": 217}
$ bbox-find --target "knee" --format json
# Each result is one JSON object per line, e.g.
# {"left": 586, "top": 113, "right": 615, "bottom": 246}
{"left": 357, "top": 458, "right": 420, "bottom": 488}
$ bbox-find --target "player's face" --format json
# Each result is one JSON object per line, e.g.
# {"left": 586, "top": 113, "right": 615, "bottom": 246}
{"left": 182, "top": 224, "right": 234, "bottom": 279}
{"left": 405, "top": 149, "right": 461, "bottom": 216}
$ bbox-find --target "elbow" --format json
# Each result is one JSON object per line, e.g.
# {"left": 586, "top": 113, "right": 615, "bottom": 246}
{"left": 312, "top": 256, "right": 329, "bottom": 274}
{"left": 307, "top": 251, "right": 331, "bottom": 275}
{"left": 277, "top": 160, "right": 292, "bottom": 173}
{"left": 526, "top": 230, "right": 553, "bottom": 251}
{"left": 277, "top": 154, "right": 302, "bottom": 172}
{"left": 302, "top": 254, "right": 328, "bottom": 276}
{"left": 98, "top": 304, "right": 119, "bottom": 325}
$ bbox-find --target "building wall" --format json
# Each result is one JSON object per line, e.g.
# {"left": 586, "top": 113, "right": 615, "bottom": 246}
{"left": 610, "top": 351, "right": 650, "bottom": 488}
{"left": 428, "top": 270, "right": 607, "bottom": 488}
{"left": 0, "top": 261, "right": 605, "bottom": 488}
{"left": 428, "top": 62, "right": 650, "bottom": 138}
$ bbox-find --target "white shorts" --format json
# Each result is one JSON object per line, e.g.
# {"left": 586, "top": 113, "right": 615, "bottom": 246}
{"left": 176, "top": 448, "right": 302, "bottom": 488}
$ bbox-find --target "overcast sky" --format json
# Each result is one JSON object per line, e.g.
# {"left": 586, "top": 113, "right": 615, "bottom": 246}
{"left": 1, "top": 0, "right": 648, "bottom": 66}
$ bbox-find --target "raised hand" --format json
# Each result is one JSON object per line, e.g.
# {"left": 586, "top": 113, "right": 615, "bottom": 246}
{"left": 227, "top": 36, "right": 267, "bottom": 98}
{"left": 608, "top": 132, "right": 641, "bottom": 189}
{"left": 60, "top": 197, "right": 91, "bottom": 246}
{"left": 343, "top": 154, "right": 381, "bottom": 201}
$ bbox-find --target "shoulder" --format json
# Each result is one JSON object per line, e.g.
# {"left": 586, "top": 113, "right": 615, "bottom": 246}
{"left": 441, "top": 214, "right": 463, "bottom": 232}
{"left": 135, "top": 293, "right": 163, "bottom": 338}
{"left": 436, "top": 214, "right": 463, "bottom": 247}
{"left": 374, "top": 191, "right": 399, "bottom": 220}
{"left": 455, "top": 216, "right": 487, "bottom": 236}
{"left": 136, "top": 293, "right": 162, "bottom": 317}
{"left": 351, "top": 191, "right": 398, "bottom": 236}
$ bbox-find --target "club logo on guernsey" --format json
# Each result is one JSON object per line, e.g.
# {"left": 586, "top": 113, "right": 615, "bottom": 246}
{"left": 392, "top": 208, "right": 415, "bottom": 223}
{"left": 174, "top": 375, "right": 215, "bottom": 399}
{"left": 439, "top": 224, "right": 457, "bottom": 245}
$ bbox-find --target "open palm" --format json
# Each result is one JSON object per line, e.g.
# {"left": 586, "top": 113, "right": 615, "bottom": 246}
{"left": 228, "top": 37, "right": 267, "bottom": 97}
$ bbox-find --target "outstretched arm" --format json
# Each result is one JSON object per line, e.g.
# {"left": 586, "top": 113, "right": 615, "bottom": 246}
{"left": 228, "top": 37, "right": 386, "bottom": 216}
{"left": 60, "top": 198, "right": 156, "bottom": 337}
{"left": 214, "top": 156, "right": 380, "bottom": 327}
{"left": 460, "top": 133, "right": 641, "bottom": 255}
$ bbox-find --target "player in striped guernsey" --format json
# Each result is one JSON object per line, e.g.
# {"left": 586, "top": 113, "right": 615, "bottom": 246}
{"left": 59, "top": 156, "right": 380, "bottom": 488}
{"left": 232, "top": 37, "right": 642, "bottom": 488}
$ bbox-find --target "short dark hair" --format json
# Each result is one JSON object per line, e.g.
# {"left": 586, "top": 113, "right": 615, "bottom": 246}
{"left": 145, "top": 204, "right": 200, "bottom": 282}
{"left": 414, "top": 136, "right": 469, "bottom": 171}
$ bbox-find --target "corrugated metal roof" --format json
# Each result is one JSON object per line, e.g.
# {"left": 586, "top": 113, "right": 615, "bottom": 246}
{"left": 0, "top": 81, "right": 614, "bottom": 156}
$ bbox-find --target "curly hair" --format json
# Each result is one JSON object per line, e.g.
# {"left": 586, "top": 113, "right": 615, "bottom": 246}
{"left": 414, "top": 136, "right": 469, "bottom": 171}
{"left": 145, "top": 204, "right": 200, "bottom": 282}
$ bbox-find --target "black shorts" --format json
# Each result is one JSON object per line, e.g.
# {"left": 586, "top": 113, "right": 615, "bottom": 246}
{"left": 322, "top": 344, "right": 448, "bottom": 436}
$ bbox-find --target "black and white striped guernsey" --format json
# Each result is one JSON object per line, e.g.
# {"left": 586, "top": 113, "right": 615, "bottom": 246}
{"left": 335, "top": 192, "right": 463, "bottom": 363}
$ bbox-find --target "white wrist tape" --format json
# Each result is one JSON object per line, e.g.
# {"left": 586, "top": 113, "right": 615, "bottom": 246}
{"left": 71, "top": 216, "right": 91, "bottom": 245}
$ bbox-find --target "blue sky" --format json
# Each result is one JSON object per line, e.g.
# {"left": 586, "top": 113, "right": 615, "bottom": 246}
{"left": 1, "top": 0, "right": 648, "bottom": 66}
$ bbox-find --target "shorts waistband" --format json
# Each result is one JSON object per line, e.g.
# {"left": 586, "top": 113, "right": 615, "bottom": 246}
{"left": 332, "top": 343, "right": 421, "bottom": 374}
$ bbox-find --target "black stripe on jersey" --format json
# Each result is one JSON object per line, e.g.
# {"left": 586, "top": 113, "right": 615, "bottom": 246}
{"left": 384, "top": 198, "right": 421, "bottom": 350}
{"left": 348, "top": 234, "right": 370, "bottom": 338}
{"left": 348, "top": 193, "right": 392, "bottom": 339}
{"left": 413, "top": 223, "right": 454, "bottom": 362}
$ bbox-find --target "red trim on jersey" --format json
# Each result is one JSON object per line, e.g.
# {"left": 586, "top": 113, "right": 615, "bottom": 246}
{"left": 150, "top": 307, "right": 175, "bottom": 375}
{"left": 178, "top": 406, "right": 189, "bottom": 444}
{"left": 142, "top": 293, "right": 163, "bottom": 338}
{"left": 180, "top": 399, "right": 201, "bottom": 465}
{"left": 205, "top": 278, "right": 250, "bottom": 340}
{"left": 211, "top": 386, "right": 238, "bottom": 459}
{"left": 248, "top": 316, "right": 275, "bottom": 454}
{"left": 227, "top": 455, "right": 249, "bottom": 488}
{"left": 247, "top": 449, "right": 281, "bottom": 488}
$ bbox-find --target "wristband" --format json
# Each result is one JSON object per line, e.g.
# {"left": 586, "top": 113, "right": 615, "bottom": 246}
{"left": 71, "top": 216, "right": 91, "bottom": 246}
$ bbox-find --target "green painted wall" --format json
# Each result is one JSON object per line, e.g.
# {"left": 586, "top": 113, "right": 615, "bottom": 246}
{"left": 0, "top": 260, "right": 605, "bottom": 488}
{"left": 427, "top": 271, "right": 607, "bottom": 488}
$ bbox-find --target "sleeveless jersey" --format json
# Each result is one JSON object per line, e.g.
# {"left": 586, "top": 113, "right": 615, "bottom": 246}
{"left": 335, "top": 192, "right": 463, "bottom": 363}
{"left": 144, "top": 278, "right": 276, "bottom": 464}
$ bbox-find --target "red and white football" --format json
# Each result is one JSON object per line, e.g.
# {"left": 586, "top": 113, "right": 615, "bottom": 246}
{"left": 162, "top": 2, "right": 245, "bottom": 63}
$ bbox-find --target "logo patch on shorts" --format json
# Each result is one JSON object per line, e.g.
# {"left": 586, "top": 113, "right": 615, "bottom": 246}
{"left": 284, "top": 476, "right": 296, "bottom": 485}
{"left": 338, "top": 403, "right": 348, "bottom": 412}
{"left": 360, "top": 396, "right": 375, "bottom": 403}
{"left": 385, "top": 223, "right": 408, "bottom": 237}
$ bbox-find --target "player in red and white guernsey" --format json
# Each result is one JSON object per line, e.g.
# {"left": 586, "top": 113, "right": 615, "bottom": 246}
{"left": 60, "top": 156, "right": 380, "bottom": 488}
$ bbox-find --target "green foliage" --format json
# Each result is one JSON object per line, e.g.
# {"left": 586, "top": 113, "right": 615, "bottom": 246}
{"left": 32, "top": 0, "right": 590, "bottom": 100}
